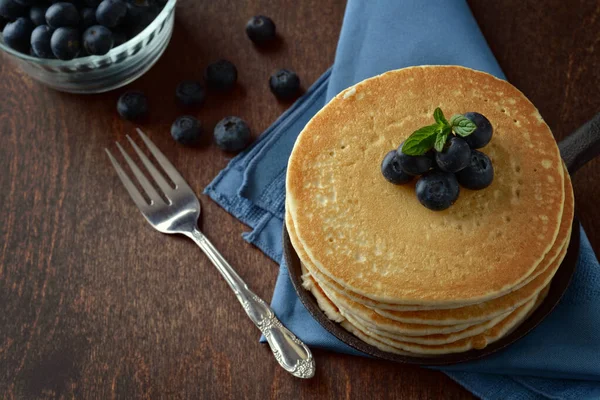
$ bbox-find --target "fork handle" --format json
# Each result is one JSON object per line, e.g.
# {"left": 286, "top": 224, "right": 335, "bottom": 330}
{"left": 187, "top": 227, "right": 315, "bottom": 379}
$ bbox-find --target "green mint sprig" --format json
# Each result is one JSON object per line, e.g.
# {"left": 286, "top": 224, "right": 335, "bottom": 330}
{"left": 401, "top": 108, "right": 477, "bottom": 155}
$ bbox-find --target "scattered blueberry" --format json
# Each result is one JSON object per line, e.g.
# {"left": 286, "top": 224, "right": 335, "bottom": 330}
{"left": 117, "top": 90, "right": 148, "bottom": 120}
{"left": 80, "top": 7, "right": 97, "bottom": 28}
{"left": 214, "top": 116, "right": 251, "bottom": 152}
{"left": 29, "top": 6, "right": 49, "bottom": 26}
{"left": 2, "top": 17, "right": 34, "bottom": 53}
{"left": 171, "top": 116, "right": 202, "bottom": 145}
{"left": 96, "top": 0, "right": 126, "bottom": 28}
{"left": 30, "top": 25, "right": 54, "bottom": 58}
{"left": 269, "top": 69, "right": 300, "bottom": 100}
{"left": 83, "top": 25, "right": 113, "bottom": 55}
{"left": 381, "top": 150, "right": 413, "bottom": 185}
{"left": 456, "top": 150, "right": 494, "bottom": 190}
{"left": 463, "top": 112, "right": 493, "bottom": 149}
{"left": 13, "top": 0, "right": 35, "bottom": 5}
{"left": 0, "top": 0, "right": 26, "bottom": 20}
{"left": 175, "top": 81, "right": 205, "bottom": 106}
{"left": 396, "top": 142, "right": 433, "bottom": 175}
{"left": 45, "top": 2, "right": 80, "bottom": 28}
{"left": 50, "top": 27, "right": 80, "bottom": 59}
{"left": 435, "top": 136, "right": 471, "bottom": 173}
{"left": 415, "top": 170, "right": 460, "bottom": 211}
{"left": 204, "top": 60, "right": 238, "bottom": 91}
{"left": 245, "top": 15, "right": 276, "bottom": 45}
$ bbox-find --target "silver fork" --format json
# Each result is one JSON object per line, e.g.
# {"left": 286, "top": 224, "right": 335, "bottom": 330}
{"left": 106, "top": 128, "right": 315, "bottom": 379}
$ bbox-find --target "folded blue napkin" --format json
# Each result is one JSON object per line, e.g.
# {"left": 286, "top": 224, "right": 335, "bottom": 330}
{"left": 205, "top": 0, "right": 600, "bottom": 398}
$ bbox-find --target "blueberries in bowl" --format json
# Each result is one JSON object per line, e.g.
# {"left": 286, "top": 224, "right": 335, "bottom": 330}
{"left": 269, "top": 69, "right": 300, "bottom": 100}
{"left": 95, "top": 0, "right": 126, "bottom": 28}
{"left": 46, "top": 2, "right": 80, "bottom": 28}
{"left": 30, "top": 25, "right": 54, "bottom": 58}
{"left": 0, "top": 0, "right": 27, "bottom": 20}
{"left": 83, "top": 25, "right": 113, "bottom": 55}
{"left": 50, "top": 27, "right": 80, "bottom": 59}
{"left": 204, "top": 60, "right": 238, "bottom": 91}
{"left": 214, "top": 116, "right": 251, "bottom": 152}
{"left": 246, "top": 15, "right": 276, "bottom": 45}
{"left": 29, "top": 6, "right": 48, "bottom": 26}
{"left": 1, "top": 0, "right": 168, "bottom": 58}
{"left": 2, "top": 17, "right": 33, "bottom": 52}
{"left": 416, "top": 170, "right": 460, "bottom": 211}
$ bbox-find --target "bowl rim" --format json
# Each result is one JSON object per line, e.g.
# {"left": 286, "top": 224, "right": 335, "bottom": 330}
{"left": 0, "top": 0, "right": 177, "bottom": 66}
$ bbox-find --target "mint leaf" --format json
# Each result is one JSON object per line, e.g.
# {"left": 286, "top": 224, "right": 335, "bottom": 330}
{"left": 402, "top": 124, "right": 438, "bottom": 155}
{"left": 450, "top": 114, "right": 477, "bottom": 137}
{"left": 433, "top": 107, "right": 448, "bottom": 126}
{"left": 434, "top": 126, "right": 452, "bottom": 152}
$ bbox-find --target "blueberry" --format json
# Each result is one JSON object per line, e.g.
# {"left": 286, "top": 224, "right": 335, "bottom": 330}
{"left": 463, "top": 112, "right": 493, "bottom": 149}
{"left": 381, "top": 150, "right": 413, "bottom": 185}
{"left": 175, "top": 81, "right": 205, "bottom": 106}
{"left": 117, "top": 90, "right": 148, "bottom": 120}
{"left": 456, "top": 150, "right": 494, "bottom": 190}
{"left": 2, "top": 18, "right": 34, "bottom": 53}
{"left": 246, "top": 15, "right": 276, "bottom": 45}
{"left": 0, "top": 0, "right": 26, "bottom": 20}
{"left": 269, "top": 69, "right": 300, "bottom": 100}
{"left": 50, "top": 27, "right": 80, "bottom": 59}
{"left": 171, "top": 116, "right": 202, "bottom": 145}
{"left": 80, "top": 7, "right": 97, "bottom": 29}
{"left": 204, "top": 60, "right": 237, "bottom": 91}
{"left": 96, "top": 0, "right": 126, "bottom": 28}
{"left": 29, "top": 6, "right": 49, "bottom": 26}
{"left": 45, "top": 2, "right": 80, "bottom": 28}
{"left": 396, "top": 141, "right": 433, "bottom": 175}
{"left": 13, "top": 0, "right": 36, "bottom": 5}
{"left": 30, "top": 25, "right": 54, "bottom": 58}
{"left": 214, "top": 116, "right": 251, "bottom": 152}
{"left": 82, "top": 25, "right": 113, "bottom": 55}
{"left": 415, "top": 170, "right": 460, "bottom": 211}
{"left": 124, "top": 3, "right": 158, "bottom": 36}
{"left": 435, "top": 136, "right": 471, "bottom": 173}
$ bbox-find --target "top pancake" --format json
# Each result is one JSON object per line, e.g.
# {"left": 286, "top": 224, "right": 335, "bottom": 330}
{"left": 286, "top": 66, "right": 565, "bottom": 306}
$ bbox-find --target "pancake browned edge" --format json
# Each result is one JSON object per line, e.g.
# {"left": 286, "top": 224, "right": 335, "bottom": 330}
{"left": 287, "top": 65, "right": 566, "bottom": 306}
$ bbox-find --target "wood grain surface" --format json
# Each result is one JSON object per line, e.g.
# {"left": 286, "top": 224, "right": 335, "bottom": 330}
{"left": 1, "top": 0, "right": 599, "bottom": 398}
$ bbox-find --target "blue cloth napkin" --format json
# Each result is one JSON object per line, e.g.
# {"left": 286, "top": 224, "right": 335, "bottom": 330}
{"left": 205, "top": 0, "right": 600, "bottom": 398}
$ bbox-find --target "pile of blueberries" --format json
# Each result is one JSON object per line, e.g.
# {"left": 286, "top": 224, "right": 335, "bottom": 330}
{"left": 116, "top": 15, "right": 302, "bottom": 153}
{"left": 381, "top": 112, "right": 495, "bottom": 211}
{"left": 0, "top": 0, "right": 166, "bottom": 60}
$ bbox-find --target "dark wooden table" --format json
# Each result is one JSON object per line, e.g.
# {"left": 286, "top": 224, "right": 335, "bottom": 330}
{"left": 1, "top": 0, "right": 599, "bottom": 398}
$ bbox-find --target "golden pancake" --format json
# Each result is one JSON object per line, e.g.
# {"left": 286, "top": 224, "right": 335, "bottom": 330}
{"left": 287, "top": 65, "right": 565, "bottom": 306}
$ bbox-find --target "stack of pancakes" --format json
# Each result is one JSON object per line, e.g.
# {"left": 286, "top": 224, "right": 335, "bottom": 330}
{"left": 285, "top": 66, "right": 574, "bottom": 355}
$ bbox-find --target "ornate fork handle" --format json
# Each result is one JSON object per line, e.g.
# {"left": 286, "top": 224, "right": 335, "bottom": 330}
{"left": 188, "top": 227, "right": 315, "bottom": 379}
